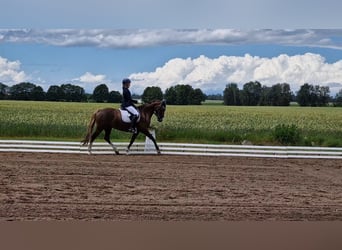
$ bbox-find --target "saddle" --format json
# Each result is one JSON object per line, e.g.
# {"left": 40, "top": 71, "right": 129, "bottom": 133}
{"left": 119, "top": 109, "right": 140, "bottom": 123}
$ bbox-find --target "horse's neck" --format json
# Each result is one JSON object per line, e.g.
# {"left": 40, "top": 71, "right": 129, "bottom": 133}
{"left": 145, "top": 104, "right": 156, "bottom": 115}
{"left": 139, "top": 103, "right": 157, "bottom": 120}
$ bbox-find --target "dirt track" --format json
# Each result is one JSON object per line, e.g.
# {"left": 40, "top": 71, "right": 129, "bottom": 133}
{"left": 1, "top": 152, "right": 341, "bottom": 221}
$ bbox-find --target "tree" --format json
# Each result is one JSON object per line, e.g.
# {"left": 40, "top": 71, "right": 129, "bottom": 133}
{"left": 0, "top": 83, "right": 9, "bottom": 99}
{"left": 164, "top": 86, "right": 177, "bottom": 105}
{"left": 297, "top": 83, "right": 330, "bottom": 107}
{"left": 310, "top": 85, "right": 320, "bottom": 106}
{"left": 240, "top": 81, "right": 262, "bottom": 105}
{"left": 93, "top": 84, "right": 109, "bottom": 103}
{"left": 269, "top": 83, "right": 292, "bottom": 106}
{"left": 142, "top": 86, "right": 163, "bottom": 103}
{"left": 259, "top": 86, "right": 272, "bottom": 106}
{"left": 297, "top": 83, "right": 312, "bottom": 106}
{"left": 72, "top": 85, "right": 86, "bottom": 102}
{"left": 108, "top": 90, "right": 122, "bottom": 103}
{"left": 46, "top": 85, "right": 64, "bottom": 101}
{"left": 164, "top": 84, "right": 205, "bottom": 105}
{"left": 175, "top": 84, "right": 193, "bottom": 105}
{"left": 190, "top": 88, "right": 206, "bottom": 105}
{"left": 334, "top": 89, "right": 342, "bottom": 107}
{"left": 9, "top": 82, "right": 38, "bottom": 100}
{"left": 223, "top": 83, "right": 241, "bottom": 105}
{"left": 31, "top": 86, "right": 45, "bottom": 101}
{"left": 61, "top": 84, "right": 86, "bottom": 102}
{"left": 316, "top": 86, "right": 330, "bottom": 106}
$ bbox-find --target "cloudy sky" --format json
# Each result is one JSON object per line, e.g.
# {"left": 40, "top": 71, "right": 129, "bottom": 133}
{"left": 1, "top": 0, "right": 342, "bottom": 95}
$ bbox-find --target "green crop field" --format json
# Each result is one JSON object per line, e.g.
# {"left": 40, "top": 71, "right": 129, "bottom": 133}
{"left": 1, "top": 100, "right": 342, "bottom": 146}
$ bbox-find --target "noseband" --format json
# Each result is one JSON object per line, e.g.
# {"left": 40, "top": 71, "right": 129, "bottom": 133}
{"left": 154, "top": 102, "right": 165, "bottom": 121}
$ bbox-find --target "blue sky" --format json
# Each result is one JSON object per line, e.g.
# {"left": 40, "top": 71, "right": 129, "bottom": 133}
{"left": 1, "top": 1, "right": 342, "bottom": 95}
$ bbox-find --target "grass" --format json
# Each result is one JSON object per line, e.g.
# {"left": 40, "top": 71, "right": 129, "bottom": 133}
{"left": 156, "top": 105, "right": 342, "bottom": 146}
{"left": 0, "top": 101, "right": 132, "bottom": 142}
{"left": 1, "top": 100, "right": 342, "bottom": 146}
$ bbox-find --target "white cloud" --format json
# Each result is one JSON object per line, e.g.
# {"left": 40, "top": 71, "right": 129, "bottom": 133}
{"left": 76, "top": 72, "right": 106, "bottom": 83}
{"left": 129, "top": 53, "right": 342, "bottom": 94}
{"left": 0, "top": 56, "right": 27, "bottom": 84}
{"left": 72, "top": 72, "right": 108, "bottom": 93}
{"left": 1, "top": 29, "right": 342, "bottom": 49}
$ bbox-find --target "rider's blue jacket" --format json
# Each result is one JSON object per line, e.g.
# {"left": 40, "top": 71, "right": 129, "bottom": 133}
{"left": 121, "top": 87, "right": 138, "bottom": 109}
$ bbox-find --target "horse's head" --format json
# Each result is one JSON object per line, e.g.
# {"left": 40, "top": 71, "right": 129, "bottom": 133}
{"left": 154, "top": 100, "right": 166, "bottom": 122}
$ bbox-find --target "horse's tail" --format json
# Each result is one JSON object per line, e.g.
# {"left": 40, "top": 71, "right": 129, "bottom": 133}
{"left": 81, "top": 111, "right": 97, "bottom": 146}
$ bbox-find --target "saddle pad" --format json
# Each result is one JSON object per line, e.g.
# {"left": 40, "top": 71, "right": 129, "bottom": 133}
{"left": 119, "top": 109, "right": 140, "bottom": 123}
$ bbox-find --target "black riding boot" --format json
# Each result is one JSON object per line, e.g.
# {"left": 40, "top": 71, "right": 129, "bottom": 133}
{"left": 129, "top": 115, "right": 138, "bottom": 134}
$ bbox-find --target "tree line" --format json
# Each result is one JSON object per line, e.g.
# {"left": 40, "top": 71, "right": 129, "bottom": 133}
{"left": 224, "top": 81, "right": 342, "bottom": 107}
{"left": 0, "top": 82, "right": 206, "bottom": 105}
{"left": 1, "top": 81, "right": 342, "bottom": 106}
{"left": 0, "top": 82, "right": 121, "bottom": 103}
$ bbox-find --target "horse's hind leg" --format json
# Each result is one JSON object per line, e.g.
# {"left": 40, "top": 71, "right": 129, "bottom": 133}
{"left": 104, "top": 128, "right": 119, "bottom": 155}
{"left": 88, "top": 128, "right": 102, "bottom": 154}
{"left": 127, "top": 132, "right": 139, "bottom": 154}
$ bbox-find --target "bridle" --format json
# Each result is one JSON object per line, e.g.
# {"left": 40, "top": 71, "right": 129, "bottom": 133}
{"left": 153, "top": 101, "right": 166, "bottom": 122}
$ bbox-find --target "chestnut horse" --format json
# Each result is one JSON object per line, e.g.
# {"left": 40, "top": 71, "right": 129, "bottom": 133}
{"left": 82, "top": 100, "right": 166, "bottom": 155}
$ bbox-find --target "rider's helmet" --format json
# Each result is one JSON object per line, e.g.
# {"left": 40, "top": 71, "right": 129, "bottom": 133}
{"left": 122, "top": 78, "right": 131, "bottom": 85}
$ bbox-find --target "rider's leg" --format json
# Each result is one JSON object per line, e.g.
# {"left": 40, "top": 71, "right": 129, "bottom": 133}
{"left": 125, "top": 106, "right": 139, "bottom": 133}
{"left": 129, "top": 115, "right": 138, "bottom": 133}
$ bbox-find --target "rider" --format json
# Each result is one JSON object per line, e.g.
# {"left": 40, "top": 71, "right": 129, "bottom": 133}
{"left": 121, "top": 78, "right": 139, "bottom": 133}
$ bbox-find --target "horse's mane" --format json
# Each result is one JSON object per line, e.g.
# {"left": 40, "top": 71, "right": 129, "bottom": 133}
{"left": 137, "top": 100, "right": 162, "bottom": 111}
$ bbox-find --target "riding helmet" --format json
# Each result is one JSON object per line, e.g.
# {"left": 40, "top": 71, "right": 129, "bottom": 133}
{"left": 122, "top": 78, "right": 131, "bottom": 85}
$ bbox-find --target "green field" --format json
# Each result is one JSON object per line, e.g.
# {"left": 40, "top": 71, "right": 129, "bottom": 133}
{"left": 1, "top": 100, "right": 342, "bottom": 146}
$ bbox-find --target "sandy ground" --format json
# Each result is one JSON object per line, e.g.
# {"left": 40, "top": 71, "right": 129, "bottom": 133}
{"left": 1, "top": 152, "right": 341, "bottom": 221}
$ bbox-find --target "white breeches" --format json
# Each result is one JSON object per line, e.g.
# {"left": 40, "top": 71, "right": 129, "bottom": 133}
{"left": 125, "top": 106, "right": 139, "bottom": 117}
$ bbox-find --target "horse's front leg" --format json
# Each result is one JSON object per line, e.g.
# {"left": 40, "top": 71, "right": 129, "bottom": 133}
{"left": 145, "top": 131, "right": 161, "bottom": 154}
{"left": 127, "top": 132, "right": 139, "bottom": 154}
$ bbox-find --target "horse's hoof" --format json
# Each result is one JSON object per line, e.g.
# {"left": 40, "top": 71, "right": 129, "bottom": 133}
{"left": 157, "top": 150, "right": 161, "bottom": 155}
{"left": 115, "top": 151, "right": 120, "bottom": 155}
{"left": 87, "top": 151, "right": 92, "bottom": 155}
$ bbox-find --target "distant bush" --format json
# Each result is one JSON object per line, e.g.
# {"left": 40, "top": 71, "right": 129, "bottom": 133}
{"left": 273, "top": 124, "right": 301, "bottom": 145}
